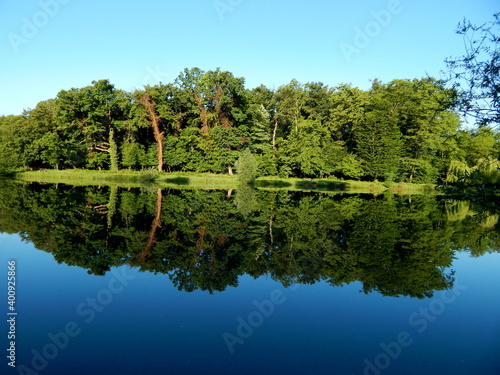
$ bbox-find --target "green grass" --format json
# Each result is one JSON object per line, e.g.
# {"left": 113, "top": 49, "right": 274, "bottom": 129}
{"left": 13, "top": 169, "right": 239, "bottom": 190}
{"left": 255, "top": 176, "right": 437, "bottom": 195}
{"left": 11, "top": 169, "right": 438, "bottom": 195}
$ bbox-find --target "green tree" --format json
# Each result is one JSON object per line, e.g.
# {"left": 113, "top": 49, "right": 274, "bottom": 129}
{"left": 380, "top": 78, "right": 459, "bottom": 182}
{"left": 56, "top": 80, "right": 130, "bottom": 170}
{"left": 280, "top": 119, "right": 328, "bottom": 178}
{"left": 121, "top": 140, "right": 146, "bottom": 169}
{"left": 330, "top": 84, "right": 369, "bottom": 152}
{"left": 202, "top": 126, "right": 242, "bottom": 174}
{"left": 0, "top": 115, "right": 30, "bottom": 172}
{"left": 354, "top": 87, "right": 402, "bottom": 181}
{"left": 235, "top": 148, "right": 257, "bottom": 184}
{"left": 25, "top": 99, "right": 68, "bottom": 169}
{"left": 446, "top": 12, "right": 500, "bottom": 126}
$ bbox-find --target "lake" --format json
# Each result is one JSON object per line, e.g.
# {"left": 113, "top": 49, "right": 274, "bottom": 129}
{"left": 0, "top": 182, "right": 499, "bottom": 374}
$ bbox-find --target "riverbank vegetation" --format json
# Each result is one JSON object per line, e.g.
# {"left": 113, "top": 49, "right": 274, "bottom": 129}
{"left": 10, "top": 169, "right": 435, "bottom": 194}
{"left": 0, "top": 183, "right": 498, "bottom": 296}
{"left": 0, "top": 75, "right": 496, "bottom": 185}
{"left": 1, "top": 14, "right": 498, "bottom": 194}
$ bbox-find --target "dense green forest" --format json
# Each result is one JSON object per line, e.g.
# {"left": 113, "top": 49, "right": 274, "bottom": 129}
{"left": 1, "top": 14, "right": 498, "bottom": 187}
{"left": 1, "top": 183, "right": 499, "bottom": 297}
{"left": 0, "top": 72, "right": 498, "bottom": 184}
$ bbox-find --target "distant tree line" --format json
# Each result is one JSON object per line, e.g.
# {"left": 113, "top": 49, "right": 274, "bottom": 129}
{"left": 0, "top": 69, "right": 499, "bottom": 183}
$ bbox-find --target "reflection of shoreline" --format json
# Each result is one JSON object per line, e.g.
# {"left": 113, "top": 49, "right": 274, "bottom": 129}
{"left": 12, "top": 169, "right": 438, "bottom": 195}
{"left": 0, "top": 183, "right": 498, "bottom": 298}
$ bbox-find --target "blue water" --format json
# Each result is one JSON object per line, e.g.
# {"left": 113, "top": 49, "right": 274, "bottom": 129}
{"left": 1, "top": 233, "right": 499, "bottom": 375}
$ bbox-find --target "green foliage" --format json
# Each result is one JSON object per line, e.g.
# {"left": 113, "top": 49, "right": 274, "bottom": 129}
{"left": 86, "top": 149, "right": 110, "bottom": 170}
{"left": 121, "top": 141, "right": 146, "bottom": 169}
{"left": 234, "top": 185, "right": 256, "bottom": 217}
{"left": 202, "top": 126, "right": 242, "bottom": 173}
{"left": 333, "top": 153, "right": 364, "bottom": 179}
{"left": 255, "top": 153, "right": 278, "bottom": 176}
{"left": 446, "top": 12, "right": 500, "bottom": 126}
{"left": 355, "top": 112, "right": 402, "bottom": 181}
{"left": 278, "top": 164, "right": 292, "bottom": 178}
{"left": 248, "top": 104, "right": 271, "bottom": 154}
{"left": 280, "top": 119, "right": 329, "bottom": 178}
{"left": 446, "top": 159, "right": 472, "bottom": 183}
{"left": 235, "top": 148, "right": 257, "bottom": 184}
{"left": 140, "top": 168, "right": 160, "bottom": 183}
{"left": 109, "top": 129, "right": 119, "bottom": 171}
{"left": 0, "top": 67, "right": 495, "bottom": 189}
{"left": 2, "top": 183, "right": 498, "bottom": 296}
{"left": 446, "top": 158, "right": 500, "bottom": 187}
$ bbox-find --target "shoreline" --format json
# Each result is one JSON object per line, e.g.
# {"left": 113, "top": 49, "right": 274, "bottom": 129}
{"left": 7, "top": 169, "right": 438, "bottom": 195}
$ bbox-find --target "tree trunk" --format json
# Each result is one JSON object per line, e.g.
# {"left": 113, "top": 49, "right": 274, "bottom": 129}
{"left": 137, "top": 188, "right": 163, "bottom": 264}
{"left": 269, "top": 213, "right": 274, "bottom": 248}
{"left": 139, "top": 94, "right": 164, "bottom": 171}
{"left": 107, "top": 186, "right": 118, "bottom": 229}
{"left": 228, "top": 165, "right": 233, "bottom": 176}
{"left": 191, "top": 227, "right": 206, "bottom": 266}
{"left": 272, "top": 118, "right": 278, "bottom": 151}
{"left": 109, "top": 129, "right": 119, "bottom": 171}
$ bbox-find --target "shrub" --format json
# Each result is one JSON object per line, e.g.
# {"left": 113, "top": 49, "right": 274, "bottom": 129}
{"left": 235, "top": 149, "right": 257, "bottom": 184}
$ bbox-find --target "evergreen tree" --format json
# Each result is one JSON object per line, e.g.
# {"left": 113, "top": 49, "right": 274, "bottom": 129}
{"left": 354, "top": 88, "right": 403, "bottom": 181}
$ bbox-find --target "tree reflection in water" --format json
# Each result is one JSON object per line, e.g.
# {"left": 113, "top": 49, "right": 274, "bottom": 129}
{"left": 1, "top": 182, "right": 498, "bottom": 298}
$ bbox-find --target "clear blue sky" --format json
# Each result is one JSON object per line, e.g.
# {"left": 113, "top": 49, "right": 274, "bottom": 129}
{"left": 0, "top": 0, "right": 497, "bottom": 116}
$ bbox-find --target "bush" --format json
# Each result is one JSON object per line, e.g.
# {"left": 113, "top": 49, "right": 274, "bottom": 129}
{"left": 140, "top": 168, "right": 160, "bottom": 183}
{"left": 235, "top": 149, "right": 257, "bottom": 184}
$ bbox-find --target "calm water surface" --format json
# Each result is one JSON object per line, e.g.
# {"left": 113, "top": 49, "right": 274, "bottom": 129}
{"left": 0, "top": 182, "right": 499, "bottom": 374}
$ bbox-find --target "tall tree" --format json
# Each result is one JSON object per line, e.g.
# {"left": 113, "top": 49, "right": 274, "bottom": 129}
{"left": 0, "top": 115, "right": 28, "bottom": 173}
{"left": 378, "top": 78, "right": 459, "bottom": 182}
{"left": 446, "top": 12, "right": 500, "bottom": 127}
{"left": 137, "top": 92, "right": 165, "bottom": 172}
{"left": 355, "top": 86, "right": 403, "bottom": 181}
{"left": 56, "top": 80, "right": 129, "bottom": 170}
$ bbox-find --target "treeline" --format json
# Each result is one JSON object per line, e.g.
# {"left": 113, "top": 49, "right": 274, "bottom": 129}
{"left": 1, "top": 183, "right": 499, "bottom": 297}
{"left": 1, "top": 68, "right": 499, "bottom": 182}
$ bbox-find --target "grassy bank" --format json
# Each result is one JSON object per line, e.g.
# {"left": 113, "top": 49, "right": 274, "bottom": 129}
{"left": 255, "top": 176, "right": 436, "bottom": 195}
{"left": 12, "top": 169, "right": 239, "bottom": 190}
{"left": 11, "top": 169, "right": 437, "bottom": 194}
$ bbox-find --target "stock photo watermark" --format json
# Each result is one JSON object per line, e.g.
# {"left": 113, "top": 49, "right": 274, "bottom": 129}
{"left": 222, "top": 288, "right": 294, "bottom": 354}
{"left": 6, "top": 260, "right": 17, "bottom": 368}
{"left": 14, "top": 267, "right": 135, "bottom": 375}
{"left": 362, "top": 281, "right": 467, "bottom": 375}
{"left": 223, "top": 254, "right": 322, "bottom": 354}
{"left": 7, "top": 0, "right": 72, "bottom": 54}
{"left": 142, "top": 65, "right": 169, "bottom": 87}
{"left": 339, "top": 0, "right": 412, "bottom": 63}
{"left": 213, "top": 0, "right": 243, "bottom": 21}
